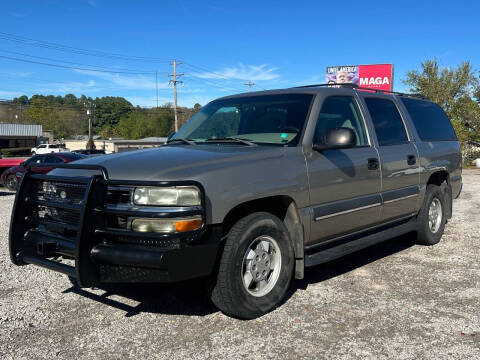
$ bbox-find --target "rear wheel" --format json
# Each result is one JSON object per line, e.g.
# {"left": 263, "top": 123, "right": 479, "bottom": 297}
{"left": 211, "top": 212, "right": 294, "bottom": 319}
{"left": 416, "top": 184, "right": 446, "bottom": 245}
{"left": 5, "top": 174, "right": 18, "bottom": 191}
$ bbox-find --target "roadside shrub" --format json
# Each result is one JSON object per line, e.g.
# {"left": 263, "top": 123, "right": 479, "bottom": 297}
{"left": 462, "top": 146, "right": 480, "bottom": 166}
{"left": 0, "top": 147, "right": 31, "bottom": 157}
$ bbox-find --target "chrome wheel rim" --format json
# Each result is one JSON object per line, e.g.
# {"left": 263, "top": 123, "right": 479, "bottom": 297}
{"left": 6, "top": 175, "right": 17, "bottom": 190}
{"left": 428, "top": 198, "right": 442, "bottom": 234}
{"left": 241, "top": 235, "right": 282, "bottom": 297}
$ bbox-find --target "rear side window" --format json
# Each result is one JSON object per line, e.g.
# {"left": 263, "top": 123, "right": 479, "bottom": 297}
{"left": 364, "top": 98, "right": 408, "bottom": 146}
{"left": 400, "top": 98, "right": 457, "bottom": 141}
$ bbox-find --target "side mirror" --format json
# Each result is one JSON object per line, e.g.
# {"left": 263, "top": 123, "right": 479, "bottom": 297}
{"left": 313, "top": 127, "right": 357, "bottom": 151}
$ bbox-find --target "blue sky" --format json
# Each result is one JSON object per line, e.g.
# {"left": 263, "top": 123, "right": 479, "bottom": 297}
{"left": 0, "top": 0, "right": 479, "bottom": 107}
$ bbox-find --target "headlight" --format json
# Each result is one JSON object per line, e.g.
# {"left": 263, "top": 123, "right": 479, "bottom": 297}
{"left": 133, "top": 186, "right": 201, "bottom": 206}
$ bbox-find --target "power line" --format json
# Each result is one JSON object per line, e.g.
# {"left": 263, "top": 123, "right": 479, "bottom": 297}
{"left": 0, "top": 54, "right": 156, "bottom": 74}
{"left": 182, "top": 75, "right": 244, "bottom": 92}
{"left": 0, "top": 49, "right": 163, "bottom": 74}
{"left": 0, "top": 32, "right": 172, "bottom": 63}
{"left": 244, "top": 81, "right": 255, "bottom": 91}
{"left": 182, "top": 61, "right": 266, "bottom": 91}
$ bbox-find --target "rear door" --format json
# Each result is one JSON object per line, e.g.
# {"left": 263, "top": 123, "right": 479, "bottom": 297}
{"left": 306, "top": 95, "right": 382, "bottom": 246}
{"left": 359, "top": 95, "right": 420, "bottom": 221}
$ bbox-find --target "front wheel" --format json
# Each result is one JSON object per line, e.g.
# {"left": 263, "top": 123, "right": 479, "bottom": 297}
{"left": 31, "top": 151, "right": 36, "bottom": 156}
{"left": 416, "top": 184, "right": 446, "bottom": 245}
{"left": 5, "top": 174, "right": 18, "bottom": 191}
{"left": 211, "top": 212, "right": 294, "bottom": 319}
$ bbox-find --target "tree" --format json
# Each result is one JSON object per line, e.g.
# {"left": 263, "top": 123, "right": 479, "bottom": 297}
{"left": 93, "top": 96, "right": 133, "bottom": 129}
{"left": 404, "top": 59, "right": 480, "bottom": 147}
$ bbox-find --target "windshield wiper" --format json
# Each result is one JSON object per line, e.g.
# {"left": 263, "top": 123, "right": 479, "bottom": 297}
{"left": 205, "top": 136, "right": 257, "bottom": 146}
{"left": 166, "top": 138, "right": 196, "bottom": 145}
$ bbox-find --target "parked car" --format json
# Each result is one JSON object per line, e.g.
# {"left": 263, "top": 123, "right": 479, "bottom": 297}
{"left": 9, "top": 84, "right": 462, "bottom": 319}
{"left": 72, "top": 149, "right": 106, "bottom": 155}
{"left": 30, "top": 144, "right": 65, "bottom": 155}
{"left": 1, "top": 152, "right": 87, "bottom": 191}
{"left": 0, "top": 157, "right": 28, "bottom": 175}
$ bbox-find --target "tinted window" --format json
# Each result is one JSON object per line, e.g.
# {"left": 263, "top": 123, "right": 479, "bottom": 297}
{"left": 365, "top": 98, "right": 408, "bottom": 146}
{"left": 49, "top": 144, "right": 59, "bottom": 148}
{"left": 65, "top": 153, "right": 88, "bottom": 161}
{"left": 30, "top": 155, "right": 46, "bottom": 164}
{"left": 400, "top": 98, "right": 457, "bottom": 141}
{"left": 45, "top": 155, "right": 63, "bottom": 163}
{"left": 314, "top": 96, "right": 368, "bottom": 146}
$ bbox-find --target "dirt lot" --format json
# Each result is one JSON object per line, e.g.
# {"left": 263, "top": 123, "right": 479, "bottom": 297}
{"left": 0, "top": 170, "right": 479, "bottom": 359}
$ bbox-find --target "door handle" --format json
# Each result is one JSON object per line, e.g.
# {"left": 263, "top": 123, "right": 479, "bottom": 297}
{"left": 407, "top": 155, "right": 416, "bottom": 165}
{"left": 368, "top": 158, "right": 379, "bottom": 170}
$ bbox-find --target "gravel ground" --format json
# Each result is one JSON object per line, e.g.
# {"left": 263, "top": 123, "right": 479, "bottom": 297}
{"left": 1, "top": 171, "right": 479, "bottom": 360}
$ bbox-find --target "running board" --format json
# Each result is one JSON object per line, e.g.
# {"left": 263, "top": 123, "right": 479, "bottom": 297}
{"left": 305, "top": 220, "right": 417, "bottom": 267}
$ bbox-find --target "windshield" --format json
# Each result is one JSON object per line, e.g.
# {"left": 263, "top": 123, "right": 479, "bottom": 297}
{"left": 172, "top": 94, "right": 313, "bottom": 146}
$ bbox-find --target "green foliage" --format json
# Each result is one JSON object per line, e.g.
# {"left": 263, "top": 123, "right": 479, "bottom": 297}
{"left": 462, "top": 146, "right": 480, "bottom": 166}
{"left": 116, "top": 107, "right": 174, "bottom": 139}
{"left": 404, "top": 59, "right": 480, "bottom": 148}
{"left": 4, "top": 94, "right": 196, "bottom": 140}
{"left": 1, "top": 147, "right": 31, "bottom": 156}
{"left": 93, "top": 96, "right": 134, "bottom": 128}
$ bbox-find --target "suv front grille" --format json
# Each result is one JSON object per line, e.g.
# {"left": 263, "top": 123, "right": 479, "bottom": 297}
{"left": 33, "top": 180, "right": 86, "bottom": 206}
{"left": 30, "top": 179, "right": 87, "bottom": 240}
{"left": 107, "top": 187, "right": 131, "bottom": 205}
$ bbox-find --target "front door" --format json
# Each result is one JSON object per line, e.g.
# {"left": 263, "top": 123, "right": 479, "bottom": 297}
{"left": 306, "top": 95, "right": 382, "bottom": 246}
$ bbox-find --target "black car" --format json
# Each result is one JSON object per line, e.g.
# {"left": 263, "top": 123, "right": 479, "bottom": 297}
{"left": 72, "top": 149, "right": 106, "bottom": 155}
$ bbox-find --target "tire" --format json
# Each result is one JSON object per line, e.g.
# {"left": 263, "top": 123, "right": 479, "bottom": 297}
{"left": 31, "top": 152, "right": 36, "bottom": 156}
{"left": 211, "top": 212, "right": 294, "bottom": 319}
{"left": 416, "top": 184, "right": 446, "bottom": 245}
{"left": 5, "top": 174, "right": 18, "bottom": 191}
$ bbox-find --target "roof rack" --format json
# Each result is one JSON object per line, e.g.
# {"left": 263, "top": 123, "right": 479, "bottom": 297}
{"left": 293, "top": 83, "right": 428, "bottom": 100}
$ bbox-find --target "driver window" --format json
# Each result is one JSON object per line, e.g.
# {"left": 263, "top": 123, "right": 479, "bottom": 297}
{"left": 314, "top": 96, "right": 368, "bottom": 146}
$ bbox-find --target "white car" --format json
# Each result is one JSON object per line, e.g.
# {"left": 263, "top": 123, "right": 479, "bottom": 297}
{"left": 31, "top": 144, "right": 63, "bottom": 155}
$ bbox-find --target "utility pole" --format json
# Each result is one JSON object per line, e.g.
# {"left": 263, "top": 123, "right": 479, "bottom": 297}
{"left": 244, "top": 80, "right": 255, "bottom": 92}
{"left": 155, "top": 71, "right": 159, "bottom": 108}
{"left": 86, "top": 102, "right": 95, "bottom": 150}
{"left": 169, "top": 60, "right": 183, "bottom": 132}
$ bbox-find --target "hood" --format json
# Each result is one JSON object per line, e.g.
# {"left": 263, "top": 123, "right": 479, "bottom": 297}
{"left": 52, "top": 144, "right": 286, "bottom": 181}
{"left": 6, "top": 165, "right": 24, "bottom": 174}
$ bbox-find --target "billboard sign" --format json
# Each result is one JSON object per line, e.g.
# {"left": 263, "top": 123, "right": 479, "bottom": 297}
{"left": 326, "top": 64, "right": 393, "bottom": 91}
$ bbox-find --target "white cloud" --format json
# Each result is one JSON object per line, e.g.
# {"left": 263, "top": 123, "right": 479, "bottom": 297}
{"left": 194, "top": 63, "right": 280, "bottom": 81}
{"left": 9, "top": 12, "right": 26, "bottom": 18}
{"left": 0, "top": 71, "right": 33, "bottom": 78}
{"left": 74, "top": 70, "right": 169, "bottom": 90}
{"left": 47, "top": 80, "right": 97, "bottom": 93}
{"left": 0, "top": 90, "right": 28, "bottom": 98}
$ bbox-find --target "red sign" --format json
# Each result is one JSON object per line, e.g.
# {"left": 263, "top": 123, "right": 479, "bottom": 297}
{"left": 326, "top": 64, "right": 394, "bottom": 91}
{"left": 358, "top": 64, "right": 393, "bottom": 91}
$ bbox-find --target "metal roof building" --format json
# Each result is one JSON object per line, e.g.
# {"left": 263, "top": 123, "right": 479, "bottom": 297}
{"left": 0, "top": 123, "right": 43, "bottom": 150}
{"left": 0, "top": 123, "right": 43, "bottom": 137}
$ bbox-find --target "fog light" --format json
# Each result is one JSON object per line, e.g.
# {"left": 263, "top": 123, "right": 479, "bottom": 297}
{"left": 131, "top": 216, "right": 202, "bottom": 233}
